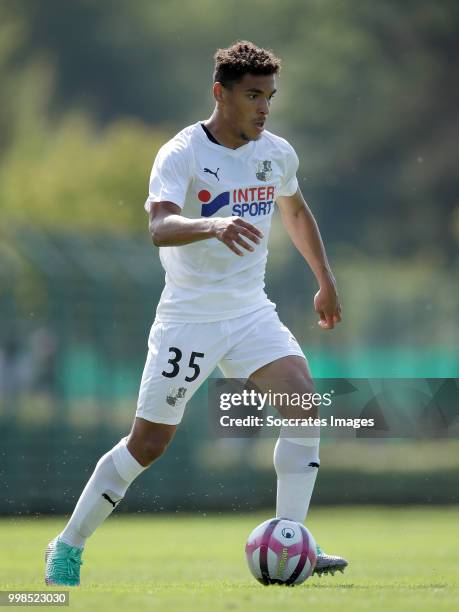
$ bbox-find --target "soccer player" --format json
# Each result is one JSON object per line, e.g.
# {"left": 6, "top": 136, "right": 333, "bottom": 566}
{"left": 45, "top": 41, "right": 347, "bottom": 586}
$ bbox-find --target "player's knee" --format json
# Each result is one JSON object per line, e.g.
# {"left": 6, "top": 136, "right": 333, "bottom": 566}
{"left": 126, "top": 433, "right": 171, "bottom": 467}
{"left": 127, "top": 419, "right": 176, "bottom": 466}
{"left": 276, "top": 375, "right": 317, "bottom": 420}
{"left": 141, "top": 436, "right": 171, "bottom": 465}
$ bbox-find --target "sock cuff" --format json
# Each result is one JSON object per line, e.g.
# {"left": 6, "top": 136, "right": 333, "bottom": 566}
{"left": 279, "top": 423, "right": 320, "bottom": 447}
{"left": 111, "top": 437, "right": 146, "bottom": 482}
{"left": 282, "top": 436, "right": 320, "bottom": 448}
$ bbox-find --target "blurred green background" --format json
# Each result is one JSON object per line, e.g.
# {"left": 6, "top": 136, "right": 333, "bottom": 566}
{"left": 0, "top": 0, "right": 458, "bottom": 515}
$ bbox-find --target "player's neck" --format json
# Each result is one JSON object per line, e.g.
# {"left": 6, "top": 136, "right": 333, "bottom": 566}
{"left": 204, "top": 112, "right": 250, "bottom": 150}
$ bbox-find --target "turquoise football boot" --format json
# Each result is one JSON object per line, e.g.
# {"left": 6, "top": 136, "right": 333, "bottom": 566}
{"left": 45, "top": 537, "right": 83, "bottom": 586}
{"left": 313, "top": 544, "right": 348, "bottom": 576}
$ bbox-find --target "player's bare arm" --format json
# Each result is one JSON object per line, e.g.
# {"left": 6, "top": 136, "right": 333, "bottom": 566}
{"left": 149, "top": 201, "right": 263, "bottom": 256}
{"left": 277, "top": 188, "right": 342, "bottom": 330}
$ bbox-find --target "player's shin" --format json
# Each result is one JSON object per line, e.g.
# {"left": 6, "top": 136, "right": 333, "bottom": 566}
{"left": 273, "top": 433, "right": 320, "bottom": 523}
{"left": 58, "top": 437, "right": 147, "bottom": 549}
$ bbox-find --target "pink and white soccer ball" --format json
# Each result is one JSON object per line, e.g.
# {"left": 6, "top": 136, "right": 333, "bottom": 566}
{"left": 245, "top": 518, "right": 317, "bottom": 586}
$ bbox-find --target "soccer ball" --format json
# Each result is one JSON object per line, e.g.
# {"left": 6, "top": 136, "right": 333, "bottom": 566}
{"left": 245, "top": 518, "right": 316, "bottom": 586}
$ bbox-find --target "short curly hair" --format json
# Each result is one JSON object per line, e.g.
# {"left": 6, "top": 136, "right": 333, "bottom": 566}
{"left": 213, "top": 40, "right": 281, "bottom": 88}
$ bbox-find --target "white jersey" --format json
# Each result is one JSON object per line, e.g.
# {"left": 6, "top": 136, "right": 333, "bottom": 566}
{"left": 145, "top": 121, "right": 299, "bottom": 322}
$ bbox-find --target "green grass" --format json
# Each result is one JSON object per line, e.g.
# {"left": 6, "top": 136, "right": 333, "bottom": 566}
{"left": 1, "top": 507, "right": 458, "bottom": 611}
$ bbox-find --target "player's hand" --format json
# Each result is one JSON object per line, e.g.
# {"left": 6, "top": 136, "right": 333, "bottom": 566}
{"left": 314, "top": 276, "right": 342, "bottom": 330}
{"left": 211, "top": 216, "right": 264, "bottom": 256}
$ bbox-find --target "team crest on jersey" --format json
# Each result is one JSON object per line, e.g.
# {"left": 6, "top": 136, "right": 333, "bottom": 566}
{"left": 255, "top": 160, "right": 272, "bottom": 182}
{"left": 166, "top": 386, "right": 187, "bottom": 407}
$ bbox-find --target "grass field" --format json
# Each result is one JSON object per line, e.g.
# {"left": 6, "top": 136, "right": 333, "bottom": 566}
{"left": 1, "top": 507, "right": 458, "bottom": 611}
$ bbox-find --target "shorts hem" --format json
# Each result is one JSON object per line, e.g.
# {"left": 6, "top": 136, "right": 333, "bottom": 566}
{"left": 135, "top": 411, "right": 182, "bottom": 426}
{"left": 234, "top": 348, "right": 306, "bottom": 379}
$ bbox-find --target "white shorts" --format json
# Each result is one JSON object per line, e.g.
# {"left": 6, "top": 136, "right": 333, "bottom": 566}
{"left": 136, "top": 305, "right": 306, "bottom": 425}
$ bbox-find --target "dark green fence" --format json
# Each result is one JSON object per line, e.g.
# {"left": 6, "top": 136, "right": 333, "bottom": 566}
{"left": 1, "top": 228, "right": 458, "bottom": 515}
{"left": 2, "top": 417, "right": 458, "bottom": 516}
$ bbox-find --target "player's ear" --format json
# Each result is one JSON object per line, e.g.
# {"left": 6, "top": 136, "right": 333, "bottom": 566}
{"left": 213, "top": 81, "right": 224, "bottom": 103}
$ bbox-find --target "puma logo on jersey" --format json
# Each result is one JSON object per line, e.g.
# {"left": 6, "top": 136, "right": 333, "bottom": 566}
{"left": 204, "top": 167, "right": 220, "bottom": 181}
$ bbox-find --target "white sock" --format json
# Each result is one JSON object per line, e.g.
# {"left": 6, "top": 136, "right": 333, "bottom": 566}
{"left": 59, "top": 437, "right": 146, "bottom": 549}
{"left": 273, "top": 437, "right": 320, "bottom": 523}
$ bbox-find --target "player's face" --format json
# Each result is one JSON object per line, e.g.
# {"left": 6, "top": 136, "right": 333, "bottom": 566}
{"left": 221, "top": 73, "right": 277, "bottom": 142}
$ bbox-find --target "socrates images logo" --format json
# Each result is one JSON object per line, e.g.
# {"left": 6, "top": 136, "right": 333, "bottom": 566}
{"left": 198, "top": 186, "right": 275, "bottom": 218}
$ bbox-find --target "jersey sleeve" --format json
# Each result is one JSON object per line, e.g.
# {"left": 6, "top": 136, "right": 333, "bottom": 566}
{"left": 144, "top": 138, "right": 192, "bottom": 212}
{"left": 277, "top": 142, "right": 299, "bottom": 197}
